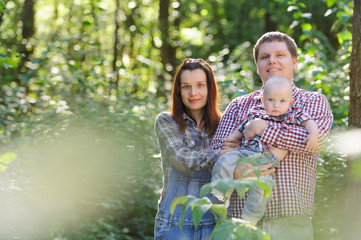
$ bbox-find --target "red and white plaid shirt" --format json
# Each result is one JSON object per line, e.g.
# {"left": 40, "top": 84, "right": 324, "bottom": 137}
{"left": 211, "top": 83, "right": 333, "bottom": 220}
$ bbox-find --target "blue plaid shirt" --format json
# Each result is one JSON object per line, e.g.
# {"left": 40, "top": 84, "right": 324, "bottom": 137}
{"left": 155, "top": 112, "right": 220, "bottom": 206}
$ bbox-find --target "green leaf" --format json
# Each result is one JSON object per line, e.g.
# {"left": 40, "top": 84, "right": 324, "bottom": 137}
{"left": 200, "top": 183, "right": 213, "bottom": 197}
{"left": 179, "top": 197, "right": 201, "bottom": 229}
{"left": 256, "top": 181, "right": 272, "bottom": 198}
{"left": 170, "top": 196, "right": 188, "bottom": 215}
{"left": 212, "top": 220, "right": 235, "bottom": 239}
{"left": 0, "top": 152, "right": 17, "bottom": 165}
{"left": 326, "top": 0, "right": 336, "bottom": 7}
{"left": 337, "top": 31, "right": 352, "bottom": 44}
{"left": 210, "top": 204, "right": 227, "bottom": 219}
{"left": 301, "top": 23, "right": 312, "bottom": 35}
{"left": 192, "top": 203, "right": 211, "bottom": 229}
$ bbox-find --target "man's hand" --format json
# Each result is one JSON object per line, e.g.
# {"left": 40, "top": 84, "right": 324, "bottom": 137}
{"left": 243, "top": 118, "right": 267, "bottom": 139}
{"left": 233, "top": 162, "right": 275, "bottom": 179}
{"left": 304, "top": 133, "right": 319, "bottom": 151}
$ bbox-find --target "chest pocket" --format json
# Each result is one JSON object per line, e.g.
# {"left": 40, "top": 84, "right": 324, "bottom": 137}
{"left": 175, "top": 175, "right": 209, "bottom": 197}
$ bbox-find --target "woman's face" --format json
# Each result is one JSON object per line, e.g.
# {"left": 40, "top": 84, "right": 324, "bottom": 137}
{"left": 180, "top": 69, "right": 208, "bottom": 117}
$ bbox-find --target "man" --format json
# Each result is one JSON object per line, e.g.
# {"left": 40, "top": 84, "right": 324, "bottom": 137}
{"left": 211, "top": 32, "right": 333, "bottom": 239}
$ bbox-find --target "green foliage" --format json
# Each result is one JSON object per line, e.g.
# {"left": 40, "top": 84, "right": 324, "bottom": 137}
{"left": 0, "top": 0, "right": 354, "bottom": 238}
{"left": 0, "top": 152, "right": 17, "bottom": 172}
{"left": 171, "top": 164, "right": 274, "bottom": 239}
{"left": 213, "top": 218, "right": 270, "bottom": 240}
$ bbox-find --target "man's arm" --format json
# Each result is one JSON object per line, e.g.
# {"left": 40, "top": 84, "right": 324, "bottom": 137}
{"left": 211, "top": 99, "right": 243, "bottom": 150}
{"left": 301, "top": 119, "right": 319, "bottom": 151}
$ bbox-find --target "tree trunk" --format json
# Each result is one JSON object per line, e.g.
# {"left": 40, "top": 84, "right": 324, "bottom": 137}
{"left": 346, "top": 1, "right": 361, "bottom": 239}
{"left": 264, "top": 11, "right": 277, "bottom": 33}
{"left": 16, "top": 0, "right": 35, "bottom": 87}
{"left": 157, "top": 0, "right": 176, "bottom": 97}
{"left": 112, "top": 0, "right": 120, "bottom": 94}
{"left": 159, "top": 0, "right": 176, "bottom": 73}
{"left": 349, "top": 0, "right": 361, "bottom": 128}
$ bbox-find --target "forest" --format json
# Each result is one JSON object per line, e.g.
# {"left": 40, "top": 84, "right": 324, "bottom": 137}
{"left": 0, "top": 0, "right": 360, "bottom": 239}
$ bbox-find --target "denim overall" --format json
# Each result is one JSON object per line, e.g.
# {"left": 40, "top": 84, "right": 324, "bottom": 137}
{"left": 154, "top": 166, "right": 217, "bottom": 240}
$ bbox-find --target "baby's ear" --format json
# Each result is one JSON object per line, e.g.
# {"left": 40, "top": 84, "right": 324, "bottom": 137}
{"left": 290, "top": 98, "right": 295, "bottom": 106}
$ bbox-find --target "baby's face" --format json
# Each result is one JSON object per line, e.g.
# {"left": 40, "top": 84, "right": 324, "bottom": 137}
{"left": 262, "top": 85, "right": 294, "bottom": 117}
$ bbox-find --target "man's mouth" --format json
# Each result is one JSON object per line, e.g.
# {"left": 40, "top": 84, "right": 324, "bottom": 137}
{"left": 267, "top": 68, "right": 280, "bottom": 72}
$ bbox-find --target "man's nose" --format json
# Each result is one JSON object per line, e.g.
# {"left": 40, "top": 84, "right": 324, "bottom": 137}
{"left": 269, "top": 55, "right": 276, "bottom": 64}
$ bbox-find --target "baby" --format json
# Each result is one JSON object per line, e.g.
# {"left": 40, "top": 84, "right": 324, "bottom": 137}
{"left": 210, "top": 76, "right": 318, "bottom": 225}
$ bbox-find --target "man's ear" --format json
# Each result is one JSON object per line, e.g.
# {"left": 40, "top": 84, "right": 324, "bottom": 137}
{"left": 260, "top": 96, "right": 264, "bottom": 106}
{"left": 292, "top": 57, "right": 297, "bottom": 71}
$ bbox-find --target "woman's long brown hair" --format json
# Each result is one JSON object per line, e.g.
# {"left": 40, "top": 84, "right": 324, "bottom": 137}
{"left": 170, "top": 58, "right": 221, "bottom": 135}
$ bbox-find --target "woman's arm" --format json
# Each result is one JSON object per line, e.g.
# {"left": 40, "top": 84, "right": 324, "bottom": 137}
{"left": 155, "top": 113, "right": 220, "bottom": 173}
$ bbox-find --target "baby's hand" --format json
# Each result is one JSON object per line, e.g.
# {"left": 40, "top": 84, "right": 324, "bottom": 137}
{"left": 304, "top": 133, "right": 318, "bottom": 152}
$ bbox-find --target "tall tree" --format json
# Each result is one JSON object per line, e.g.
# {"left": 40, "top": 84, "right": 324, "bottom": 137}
{"left": 349, "top": 0, "right": 361, "bottom": 128}
{"left": 346, "top": 1, "right": 361, "bottom": 239}
{"left": 16, "top": 0, "right": 35, "bottom": 86}
{"left": 159, "top": 0, "right": 175, "bottom": 73}
{"left": 112, "top": 0, "right": 120, "bottom": 93}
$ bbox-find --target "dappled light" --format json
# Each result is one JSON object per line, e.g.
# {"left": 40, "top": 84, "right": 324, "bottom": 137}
{"left": 0, "top": 0, "right": 357, "bottom": 238}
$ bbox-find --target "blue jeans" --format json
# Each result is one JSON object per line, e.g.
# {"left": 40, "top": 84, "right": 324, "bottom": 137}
{"left": 154, "top": 167, "right": 216, "bottom": 240}
{"left": 212, "top": 148, "right": 278, "bottom": 224}
{"left": 155, "top": 212, "right": 215, "bottom": 240}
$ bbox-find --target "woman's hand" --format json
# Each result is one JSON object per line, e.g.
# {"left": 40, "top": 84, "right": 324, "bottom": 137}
{"left": 233, "top": 162, "right": 275, "bottom": 179}
{"left": 222, "top": 137, "right": 240, "bottom": 150}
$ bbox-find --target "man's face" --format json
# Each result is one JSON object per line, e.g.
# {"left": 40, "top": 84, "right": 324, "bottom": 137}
{"left": 256, "top": 41, "right": 297, "bottom": 84}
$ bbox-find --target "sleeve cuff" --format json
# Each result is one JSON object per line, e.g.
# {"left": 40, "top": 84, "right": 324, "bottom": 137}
{"left": 261, "top": 121, "right": 287, "bottom": 149}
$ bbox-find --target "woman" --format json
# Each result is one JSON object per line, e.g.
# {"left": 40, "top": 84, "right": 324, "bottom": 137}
{"left": 154, "top": 58, "right": 222, "bottom": 239}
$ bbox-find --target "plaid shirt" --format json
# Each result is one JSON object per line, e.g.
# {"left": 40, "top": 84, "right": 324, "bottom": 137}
{"left": 155, "top": 112, "right": 220, "bottom": 207}
{"left": 211, "top": 83, "right": 333, "bottom": 220}
{"left": 238, "top": 105, "right": 312, "bottom": 152}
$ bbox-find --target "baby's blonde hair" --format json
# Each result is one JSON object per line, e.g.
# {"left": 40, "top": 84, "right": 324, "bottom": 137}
{"left": 263, "top": 76, "right": 293, "bottom": 98}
